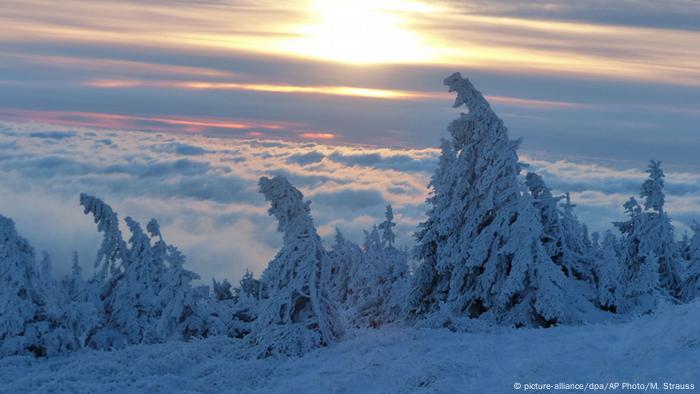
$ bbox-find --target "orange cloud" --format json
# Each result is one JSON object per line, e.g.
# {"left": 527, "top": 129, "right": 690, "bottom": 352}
{"left": 299, "top": 132, "right": 335, "bottom": 140}
{"left": 0, "top": 108, "right": 290, "bottom": 135}
{"left": 3, "top": 0, "right": 699, "bottom": 86}
{"left": 84, "top": 79, "right": 444, "bottom": 100}
{"left": 84, "top": 79, "right": 584, "bottom": 110}
{"left": 486, "top": 95, "right": 587, "bottom": 110}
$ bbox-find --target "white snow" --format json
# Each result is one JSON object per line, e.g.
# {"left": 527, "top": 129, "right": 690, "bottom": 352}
{"left": 2, "top": 300, "right": 698, "bottom": 393}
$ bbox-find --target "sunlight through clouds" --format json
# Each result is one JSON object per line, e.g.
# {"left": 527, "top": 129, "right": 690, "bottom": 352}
{"left": 285, "top": 0, "right": 438, "bottom": 64}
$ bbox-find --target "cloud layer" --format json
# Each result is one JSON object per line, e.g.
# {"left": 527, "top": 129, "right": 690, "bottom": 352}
{"left": 1, "top": 121, "right": 698, "bottom": 286}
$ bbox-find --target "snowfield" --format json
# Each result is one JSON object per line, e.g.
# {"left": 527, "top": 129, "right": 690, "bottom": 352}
{"left": 2, "top": 301, "right": 698, "bottom": 394}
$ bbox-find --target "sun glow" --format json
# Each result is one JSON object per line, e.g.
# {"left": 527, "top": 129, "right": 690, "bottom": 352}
{"left": 288, "top": 0, "right": 435, "bottom": 64}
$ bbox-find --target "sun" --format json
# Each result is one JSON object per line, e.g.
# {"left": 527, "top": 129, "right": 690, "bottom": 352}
{"left": 288, "top": 0, "right": 434, "bottom": 64}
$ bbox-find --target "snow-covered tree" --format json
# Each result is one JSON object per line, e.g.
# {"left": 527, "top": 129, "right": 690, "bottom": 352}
{"left": 681, "top": 221, "right": 700, "bottom": 302}
{"left": 91, "top": 216, "right": 163, "bottom": 346}
{"left": 594, "top": 231, "right": 623, "bottom": 311}
{"left": 199, "top": 272, "right": 260, "bottom": 340}
{"left": 526, "top": 174, "right": 596, "bottom": 286}
{"left": 409, "top": 73, "right": 596, "bottom": 327}
{"left": 641, "top": 161, "right": 682, "bottom": 295}
{"left": 614, "top": 198, "right": 665, "bottom": 314}
{"left": 0, "top": 215, "right": 82, "bottom": 356}
{"left": 250, "top": 176, "right": 344, "bottom": 357}
{"left": 615, "top": 161, "right": 681, "bottom": 313}
{"left": 351, "top": 226, "right": 409, "bottom": 327}
{"left": 80, "top": 193, "right": 128, "bottom": 282}
{"left": 59, "top": 251, "right": 100, "bottom": 349}
{"left": 327, "top": 229, "right": 363, "bottom": 307}
{"left": 148, "top": 218, "right": 203, "bottom": 341}
{"left": 81, "top": 196, "right": 203, "bottom": 348}
{"left": 62, "top": 252, "right": 85, "bottom": 302}
{"left": 378, "top": 205, "right": 397, "bottom": 247}
{"left": 410, "top": 139, "right": 457, "bottom": 316}
{"left": 212, "top": 278, "right": 234, "bottom": 301}
{"left": 39, "top": 251, "right": 53, "bottom": 289}
{"left": 237, "top": 270, "right": 263, "bottom": 302}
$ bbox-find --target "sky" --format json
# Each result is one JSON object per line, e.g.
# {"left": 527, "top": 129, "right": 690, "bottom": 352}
{"left": 0, "top": 1, "right": 699, "bottom": 282}
{"left": 1, "top": 0, "right": 699, "bottom": 167}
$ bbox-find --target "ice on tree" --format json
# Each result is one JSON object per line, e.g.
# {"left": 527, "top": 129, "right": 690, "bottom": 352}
{"left": 0, "top": 215, "right": 84, "bottom": 356}
{"left": 409, "top": 73, "right": 597, "bottom": 327}
{"left": 378, "top": 205, "right": 397, "bottom": 248}
{"left": 80, "top": 193, "right": 129, "bottom": 281}
{"left": 250, "top": 176, "right": 344, "bottom": 357}
{"left": 681, "top": 221, "right": 700, "bottom": 302}
{"left": 614, "top": 161, "right": 681, "bottom": 313}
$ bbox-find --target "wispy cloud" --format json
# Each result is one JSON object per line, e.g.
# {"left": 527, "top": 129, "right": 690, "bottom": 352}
{"left": 84, "top": 79, "right": 447, "bottom": 100}
{"left": 0, "top": 108, "right": 295, "bottom": 135}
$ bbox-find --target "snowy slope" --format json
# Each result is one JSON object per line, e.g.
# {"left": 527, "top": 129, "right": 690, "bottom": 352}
{"left": 2, "top": 301, "right": 699, "bottom": 394}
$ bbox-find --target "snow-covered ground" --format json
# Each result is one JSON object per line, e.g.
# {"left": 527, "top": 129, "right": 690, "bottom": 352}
{"left": 2, "top": 301, "right": 698, "bottom": 394}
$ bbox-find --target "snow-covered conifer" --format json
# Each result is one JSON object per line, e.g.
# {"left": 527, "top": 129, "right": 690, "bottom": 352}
{"left": 0, "top": 215, "right": 83, "bottom": 356}
{"left": 595, "top": 231, "right": 622, "bottom": 310}
{"left": 681, "top": 221, "right": 700, "bottom": 302}
{"left": 378, "top": 205, "right": 397, "bottom": 247}
{"left": 526, "top": 174, "right": 596, "bottom": 285}
{"left": 39, "top": 251, "right": 53, "bottom": 288}
{"left": 199, "top": 271, "right": 261, "bottom": 340}
{"left": 410, "top": 139, "right": 457, "bottom": 315}
{"left": 148, "top": 218, "right": 203, "bottom": 341}
{"left": 351, "top": 226, "right": 409, "bottom": 327}
{"left": 81, "top": 196, "right": 202, "bottom": 347}
{"left": 409, "top": 73, "right": 596, "bottom": 327}
{"left": 615, "top": 161, "right": 681, "bottom": 313}
{"left": 237, "top": 270, "right": 263, "bottom": 301}
{"left": 251, "top": 176, "right": 344, "bottom": 357}
{"left": 327, "top": 229, "right": 363, "bottom": 307}
{"left": 80, "top": 193, "right": 128, "bottom": 281}
{"left": 614, "top": 198, "right": 665, "bottom": 314}
{"left": 212, "top": 278, "right": 234, "bottom": 301}
{"left": 62, "top": 252, "right": 85, "bottom": 302}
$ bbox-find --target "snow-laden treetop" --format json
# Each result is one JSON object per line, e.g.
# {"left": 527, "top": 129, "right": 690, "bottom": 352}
{"left": 444, "top": 72, "right": 492, "bottom": 112}
{"left": 259, "top": 176, "right": 316, "bottom": 243}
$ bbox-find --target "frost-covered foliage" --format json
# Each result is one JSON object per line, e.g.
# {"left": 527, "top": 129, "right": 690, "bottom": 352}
{"left": 593, "top": 231, "right": 623, "bottom": 311}
{"left": 344, "top": 225, "right": 409, "bottom": 328}
{"left": 325, "top": 206, "right": 409, "bottom": 328}
{"left": 327, "top": 229, "right": 363, "bottom": 307}
{"left": 212, "top": 278, "right": 234, "bottom": 301}
{"left": 378, "top": 205, "right": 397, "bottom": 247}
{"left": 0, "top": 216, "right": 84, "bottom": 357}
{"left": 80, "top": 195, "right": 205, "bottom": 349}
{"left": 409, "top": 73, "right": 597, "bottom": 327}
{"left": 251, "top": 176, "right": 344, "bottom": 357}
{"left": 196, "top": 272, "right": 261, "bottom": 339}
{"left": 681, "top": 222, "right": 700, "bottom": 302}
{"left": 526, "top": 174, "right": 596, "bottom": 289}
{"left": 614, "top": 199, "right": 665, "bottom": 314}
{"left": 640, "top": 161, "right": 682, "bottom": 294}
{"left": 614, "top": 161, "right": 681, "bottom": 314}
{"left": 147, "top": 219, "right": 204, "bottom": 341}
{"left": 79, "top": 193, "right": 128, "bottom": 282}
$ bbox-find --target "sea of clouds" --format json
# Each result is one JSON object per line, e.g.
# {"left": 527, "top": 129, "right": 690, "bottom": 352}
{"left": 1, "top": 121, "right": 699, "bottom": 284}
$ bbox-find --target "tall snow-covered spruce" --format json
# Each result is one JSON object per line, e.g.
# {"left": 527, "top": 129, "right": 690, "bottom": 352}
{"left": 251, "top": 176, "right": 344, "bottom": 357}
{"left": 409, "top": 73, "right": 597, "bottom": 327}
{"left": 614, "top": 161, "right": 681, "bottom": 314}
{"left": 0, "top": 216, "right": 82, "bottom": 356}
